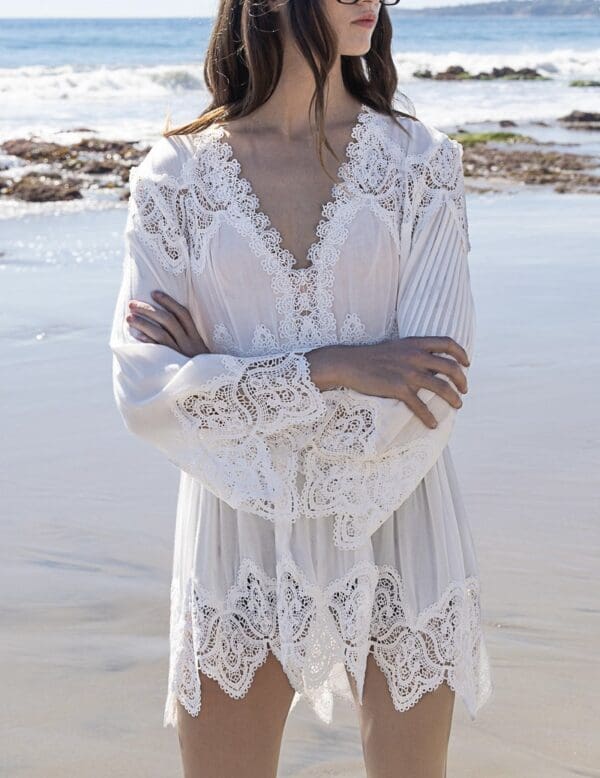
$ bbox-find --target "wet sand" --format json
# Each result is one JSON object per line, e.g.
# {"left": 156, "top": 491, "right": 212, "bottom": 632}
{"left": 1, "top": 188, "right": 599, "bottom": 776}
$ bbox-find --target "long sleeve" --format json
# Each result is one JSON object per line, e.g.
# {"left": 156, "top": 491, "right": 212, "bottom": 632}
{"left": 109, "top": 137, "right": 328, "bottom": 520}
{"left": 299, "top": 136, "right": 476, "bottom": 549}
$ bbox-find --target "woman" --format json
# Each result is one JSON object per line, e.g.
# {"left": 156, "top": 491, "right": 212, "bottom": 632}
{"left": 109, "top": 0, "right": 494, "bottom": 775}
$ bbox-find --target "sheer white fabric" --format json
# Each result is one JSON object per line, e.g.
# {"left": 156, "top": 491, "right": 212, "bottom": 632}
{"left": 109, "top": 103, "right": 493, "bottom": 728}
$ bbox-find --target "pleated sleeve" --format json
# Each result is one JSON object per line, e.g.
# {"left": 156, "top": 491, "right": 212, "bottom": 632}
{"left": 300, "top": 136, "right": 476, "bottom": 549}
{"left": 109, "top": 137, "right": 329, "bottom": 519}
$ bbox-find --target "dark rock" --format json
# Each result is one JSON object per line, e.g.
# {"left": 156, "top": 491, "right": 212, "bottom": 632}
{"left": 557, "top": 110, "right": 600, "bottom": 130}
{"left": 5, "top": 172, "right": 83, "bottom": 201}
{"left": 0, "top": 139, "right": 74, "bottom": 163}
{"left": 79, "top": 158, "right": 129, "bottom": 175}
{"left": 497, "top": 66, "right": 543, "bottom": 80}
{"left": 559, "top": 110, "right": 600, "bottom": 122}
{"left": 418, "top": 64, "right": 546, "bottom": 82}
{"left": 434, "top": 65, "right": 469, "bottom": 81}
{"left": 461, "top": 143, "right": 600, "bottom": 194}
{"left": 71, "top": 138, "right": 148, "bottom": 160}
{"left": 569, "top": 80, "right": 600, "bottom": 88}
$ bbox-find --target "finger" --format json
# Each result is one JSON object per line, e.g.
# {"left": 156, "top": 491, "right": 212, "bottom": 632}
{"left": 150, "top": 291, "right": 199, "bottom": 338}
{"left": 132, "top": 330, "right": 156, "bottom": 343}
{"left": 413, "top": 336, "right": 470, "bottom": 368}
{"left": 127, "top": 313, "right": 179, "bottom": 350}
{"left": 402, "top": 390, "right": 439, "bottom": 429}
{"left": 128, "top": 299, "right": 188, "bottom": 345}
{"left": 422, "top": 353, "right": 468, "bottom": 393}
{"left": 418, "top": 373, "right": 463, "bottom": 409}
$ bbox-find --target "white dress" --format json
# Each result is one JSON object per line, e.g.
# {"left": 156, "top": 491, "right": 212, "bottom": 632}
{"left": 109, "top": 102, "right": 494, "bottom": 729}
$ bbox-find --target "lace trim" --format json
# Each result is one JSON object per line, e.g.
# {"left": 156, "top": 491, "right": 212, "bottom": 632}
{"left": 163, "top": 555, "right": 493, "bottom": 728}
{"left": 212, "top": 322, "right": 236, "bottom": 353}
{"left": 212, "top": 314, "right": 395, "bottom": 357}
{"left": 170, "top": 351, "right": 327, "bottom": 519}
{"left": 127, "top": 165, "right": 189, "bottom": 276}
{"left": 128, "top": 112, "right": 470, "bottom": 285}
{"left": 188, "top": 104, "right": 404, "bottom": 351}
{"left": 340, "top": 312, "right": 367, "bottom": 344}
{"left": 172, "top": 351, "right": 325, "bottom": 440}
{"left": 300, "top": 409, "right": 445, "bottom": 549}
{"left": 405, "top": 136, "right": 471, "bottom": 255}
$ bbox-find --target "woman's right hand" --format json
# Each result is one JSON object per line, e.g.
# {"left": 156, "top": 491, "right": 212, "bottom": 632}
{"left": 307, "top": 337, "right": 470, "bottom": 430}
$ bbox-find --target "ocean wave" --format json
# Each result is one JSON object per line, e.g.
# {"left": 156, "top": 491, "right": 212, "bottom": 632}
{"left": 394, "top": 48, "right": 600, "bottom": 80}
{"left": 0, "top": 47, "right": 598, "bottom": 102}
{"left": 0, "top": 62, "right": 206, "bottom": 102}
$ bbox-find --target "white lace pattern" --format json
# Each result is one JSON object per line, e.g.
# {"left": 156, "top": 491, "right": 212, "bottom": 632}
{"left": 163, "top": 555, "right": 492, "bottom": 728}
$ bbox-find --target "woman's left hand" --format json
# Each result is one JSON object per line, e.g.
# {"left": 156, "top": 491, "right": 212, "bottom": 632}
{"left": 126, "top": 290, "right": 209, "bottom": 357}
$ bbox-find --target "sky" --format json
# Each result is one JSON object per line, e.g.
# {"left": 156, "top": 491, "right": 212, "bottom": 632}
{"left": 0, "top": 0, "right": 505, "bottom": 18}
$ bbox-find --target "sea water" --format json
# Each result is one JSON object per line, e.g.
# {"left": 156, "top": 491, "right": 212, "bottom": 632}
{"left": 0, "top": 14, "right": 599, "bottom": 142}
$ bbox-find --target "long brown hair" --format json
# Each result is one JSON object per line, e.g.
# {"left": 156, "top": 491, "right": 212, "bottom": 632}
{"left": 163, "top": 0, "right": 418, "bottom": 180}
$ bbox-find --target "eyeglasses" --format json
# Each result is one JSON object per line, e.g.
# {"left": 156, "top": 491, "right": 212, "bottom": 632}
{"left": 336, "top": 0, "right": 401, "bottom": 4}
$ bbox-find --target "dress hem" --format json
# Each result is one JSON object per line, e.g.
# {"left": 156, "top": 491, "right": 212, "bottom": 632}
{"left": 160, "top": 554, "right": 494, "bottom": 729}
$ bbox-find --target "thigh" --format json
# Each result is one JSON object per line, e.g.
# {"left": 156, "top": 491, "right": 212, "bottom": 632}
{"left": 346, "top": 654, "right": 455, "bottom": 778}
{"left": 176, "top": 649, "right": 296, "bottom": 778}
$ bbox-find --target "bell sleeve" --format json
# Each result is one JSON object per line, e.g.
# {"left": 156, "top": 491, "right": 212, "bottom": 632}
{"left": 299, "top": 136, "right": 476, "bottom": 549}
{"left": 109, "top": 137, "right": 329, "bottom": 521}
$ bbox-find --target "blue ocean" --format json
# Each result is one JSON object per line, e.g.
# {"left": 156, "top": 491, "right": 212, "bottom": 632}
{"left": 0, "top": 14, "right": 598, "bottom": 143}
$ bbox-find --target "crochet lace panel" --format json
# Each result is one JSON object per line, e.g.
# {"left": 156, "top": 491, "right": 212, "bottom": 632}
{"left": 172, "top": 351, "right": 326, "bottom": 440}
{"left": 163, "top": 555, "right": 493, "bottom": 728}
{"left": 169, "top": 350, "right": 327, "bottom": 520}
{"left": 127, "top": 164, "right": 189, "bottom": 276}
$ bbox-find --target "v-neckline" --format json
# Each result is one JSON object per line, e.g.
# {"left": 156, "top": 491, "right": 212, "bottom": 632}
{"left": 208, "top": 103, "right": 372, "bottom": 273}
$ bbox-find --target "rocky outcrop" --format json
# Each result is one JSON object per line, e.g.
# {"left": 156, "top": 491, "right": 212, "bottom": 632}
{"left": 414, "top": 65, "right": 548, "bottom": 81}
{"left": 0, "top": 136, "right": 150, "bottom": 202}
{"left": 558, "top": 111, "right": 600, "bottom": 129}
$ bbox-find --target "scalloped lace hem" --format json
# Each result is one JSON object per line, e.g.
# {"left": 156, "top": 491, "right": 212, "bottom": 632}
{"left": 162, "top": 555, "right": 493, "bottom": 728}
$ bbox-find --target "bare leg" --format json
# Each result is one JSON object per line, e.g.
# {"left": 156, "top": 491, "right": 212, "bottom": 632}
{"left": 347, "top": 654, "right": 455, "bottom": 778}
{"left": 176, "top": 649, "right": 296, "bottom": 778}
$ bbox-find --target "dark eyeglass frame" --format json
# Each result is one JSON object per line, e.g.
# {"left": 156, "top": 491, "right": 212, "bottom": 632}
{"left": 336, "top": 0, "right": 401, "bottom": 4}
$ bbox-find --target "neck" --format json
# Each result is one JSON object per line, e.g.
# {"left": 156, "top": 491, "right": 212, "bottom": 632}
{"left": 243, "top": 48, "right": 363, "bottom": 140}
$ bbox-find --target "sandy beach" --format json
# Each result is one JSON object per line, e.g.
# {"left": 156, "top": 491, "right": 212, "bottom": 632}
{"left": 1, "top": 184, "right": 598, "bottom": 776}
